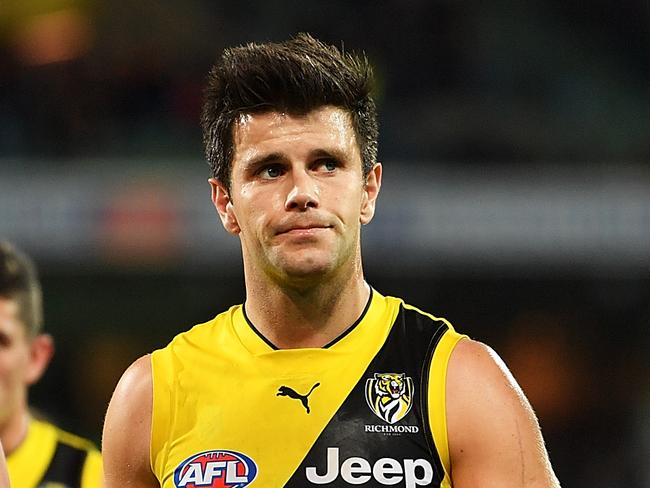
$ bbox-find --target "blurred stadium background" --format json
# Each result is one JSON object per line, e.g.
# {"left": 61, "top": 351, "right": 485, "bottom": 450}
{"left": 1, "top": 1, "right": 648, "bottom": 485}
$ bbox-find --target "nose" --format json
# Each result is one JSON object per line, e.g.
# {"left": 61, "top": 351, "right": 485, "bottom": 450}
{"left": 285, "top": 169, "right": 319, "bottom": 211}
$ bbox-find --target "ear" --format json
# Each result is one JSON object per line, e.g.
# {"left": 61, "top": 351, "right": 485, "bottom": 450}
{"left": 209, "top": 178, "right": 241, "bottom": 235}
{"left": 360, "top": 163, "right": 382, "bottom": 225}
{"left": 25, "top": 333, "right": 54, "bottom": 386}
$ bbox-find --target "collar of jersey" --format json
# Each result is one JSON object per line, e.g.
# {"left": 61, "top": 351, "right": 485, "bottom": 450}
{"left": 232, "top": 287, "right": 383, "bottom": 355}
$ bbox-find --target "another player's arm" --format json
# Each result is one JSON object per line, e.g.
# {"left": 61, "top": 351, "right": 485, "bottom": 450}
{"left": 446, "top": 339, "right": 560, "bottom": 487}
{"left": 103, "top": 355, "right": 159, "bottom": 488}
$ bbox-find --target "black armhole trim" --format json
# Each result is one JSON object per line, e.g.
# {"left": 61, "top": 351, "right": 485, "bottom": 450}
{"left": 419, "top": 321, "right": 449, "bottom": 483}
{"left": 39, "top": 441, "right": 88, "bottom": 487}
{"left": 242, "top": 288, "right": 374, "bottom": 350}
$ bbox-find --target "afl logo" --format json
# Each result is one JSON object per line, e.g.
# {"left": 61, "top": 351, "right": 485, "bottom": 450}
{"left": 173, "top": 450, "right": 258, "bottom": 488}
{"left": 365, "top": 373, "right": 414, "bottom": 424}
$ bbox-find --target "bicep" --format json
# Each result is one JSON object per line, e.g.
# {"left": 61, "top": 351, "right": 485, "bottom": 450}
{"left": 446, "top": 339, "right": 560, "bottom": 487}
{"left": 102, "top": 354, "right": 159, "bottom": 488}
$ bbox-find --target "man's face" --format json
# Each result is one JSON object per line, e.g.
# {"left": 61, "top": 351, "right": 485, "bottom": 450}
{"left": 0, "top": 298, "right": 34, "bottom": 425}
{"left": 211, "top": 106, "right": 381, "bottom": 286}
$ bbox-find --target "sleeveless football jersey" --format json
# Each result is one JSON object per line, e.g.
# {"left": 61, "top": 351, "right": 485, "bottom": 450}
{"left": 151, "top": 289, "right": 466, "bottom": 487}
{"left": 7, "top": 418, "right": 102, "bottom": 488}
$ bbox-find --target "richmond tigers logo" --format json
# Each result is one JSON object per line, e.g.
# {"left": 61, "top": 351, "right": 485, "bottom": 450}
{"left": 365, "top": 373, "right": 414, "bottom": 424}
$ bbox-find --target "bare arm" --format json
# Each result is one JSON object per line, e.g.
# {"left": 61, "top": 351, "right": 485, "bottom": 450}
{"left": 0, "top": 440, "right": 9, "bottom": 488}
{"left": 103, "top": 355, "right": 159, "bottom": 488}
{"left": 446, "top": 339, "right": 560, "bottom": 487}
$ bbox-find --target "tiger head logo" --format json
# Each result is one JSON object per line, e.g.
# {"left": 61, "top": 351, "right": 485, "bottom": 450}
{"left": 365, "top": 372, "right": 414, "bottom": 424}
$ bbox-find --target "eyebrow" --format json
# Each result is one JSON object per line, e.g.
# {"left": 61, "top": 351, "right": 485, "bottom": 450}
{"left": 310, "top": 148, "right": 348, "bottom": 162}
{"left": 241, "top": 147, "right": 350, "bottom": 172}
{"left": 241, "top": 152, "right": 287, "bottom": 173}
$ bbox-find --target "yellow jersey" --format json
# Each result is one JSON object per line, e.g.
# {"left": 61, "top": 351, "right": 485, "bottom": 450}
{"left": 7, "top": 418, "right": 102, "bottom": 488}
{"left": 151, "top": 289, "right": 465, "bottom": 487}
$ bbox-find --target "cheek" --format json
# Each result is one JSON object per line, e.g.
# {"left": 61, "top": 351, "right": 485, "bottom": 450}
{"left": 336, "top": 184, "right": 364, "bottom": 220}
{"left": 0, "top": 350, "right": 27, "bottom": 382}
{"left": 233, "top": 203, "right": 271, "bottom": 246}
{"left": 242, "top": 195, "right": 283, "bottom": 226}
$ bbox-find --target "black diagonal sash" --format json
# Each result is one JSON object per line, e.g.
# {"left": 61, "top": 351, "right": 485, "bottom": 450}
{"left": 284, "top": 305, "right": 450, "bottom": 487}
{"left": 37, "top": 441, "right": 88, "bottom": 488}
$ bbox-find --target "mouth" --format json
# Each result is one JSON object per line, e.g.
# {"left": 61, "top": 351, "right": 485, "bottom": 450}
{"left": 278, "top": 226, "right": 332, "bottom": 237}
{"left": 276, "top": 224, "right": 333, "bottom": 236}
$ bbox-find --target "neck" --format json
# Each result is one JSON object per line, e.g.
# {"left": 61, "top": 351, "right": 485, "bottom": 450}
{"left": 0, "top": 407, "right": 29, "bottom": 456}
{"left": 243, "top": 264, "right": 370, "bottom": 349}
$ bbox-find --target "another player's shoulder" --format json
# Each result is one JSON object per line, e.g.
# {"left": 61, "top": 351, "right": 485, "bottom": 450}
{"left": 51, "top": 423, "right": 103, "bottom": 487}
{"left": 27, "top": 419, "right": 102, "bottom": 488}
{"left": 26, "top": 417, "right": 99, "bottom": 454}
{"left": 42, "top": 420, "right": 99, "bottom": 454}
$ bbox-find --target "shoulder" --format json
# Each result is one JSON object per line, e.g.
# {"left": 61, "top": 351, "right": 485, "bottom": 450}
{"left": 103, "top": 355, "right": 157, "bottom": 487}
{"left": 445, "top": 339, "right": 560, "bottom": 486}
{"left": 447, "top": 338, "right": 523, "bottom": 396}
{"left": 109, "top": 354, "right": 153, "bottom": 407}
{"left": 398, "top": 300, "right": 458, "bottom": 333}
{"left": 446, "top": 338, "right": 534, "bottom": 442}
{"left": 104, "top": 355, "right": 153, "bottom": 436}
{"left": 156, "top": 310, "right": 236, "bottom": 354}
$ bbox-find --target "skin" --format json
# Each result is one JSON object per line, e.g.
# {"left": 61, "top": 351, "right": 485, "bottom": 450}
{"left": 210, "top": 107, "right": 381, "bottom": 348}
{"left": 103, "top": 105, "right": 560, "bottom": 487}
{"left": 447, "top": 339, "right": 561, "bottom": 486}
{"left": 0, "top": 441, "right": 9, "bottom": 488}
{"left": 0, "top": 298, "right": 53, "bottom": 456}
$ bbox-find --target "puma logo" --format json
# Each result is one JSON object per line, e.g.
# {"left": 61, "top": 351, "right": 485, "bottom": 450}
{"left": 277, "top": 383, "right": 320, "bottom": 413}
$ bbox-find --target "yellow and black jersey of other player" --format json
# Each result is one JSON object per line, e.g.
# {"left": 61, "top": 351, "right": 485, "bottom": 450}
{"left": 7, "top": 418, "right": 102, "bottom": 488}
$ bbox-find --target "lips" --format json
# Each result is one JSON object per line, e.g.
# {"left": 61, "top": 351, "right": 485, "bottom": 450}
{"left": 278, "top": 226, "right": 331, "bottom": 236}
{"left": 276, "top": 222, "right": 332, "bottom": 235}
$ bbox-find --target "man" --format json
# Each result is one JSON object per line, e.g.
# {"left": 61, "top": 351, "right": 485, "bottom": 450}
{"left": 103, "top": 34, "right": 560, "bottom": 487}
{"left": 0, "top": 241, "right": 102, "bottom": 487}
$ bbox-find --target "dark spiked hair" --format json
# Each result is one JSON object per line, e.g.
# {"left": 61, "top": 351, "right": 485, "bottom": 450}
{"left": 0, "top": 241, "right": 43, "bottom": 336}
{"left": 201, "top": 33, "right": 378, "bottom": 190}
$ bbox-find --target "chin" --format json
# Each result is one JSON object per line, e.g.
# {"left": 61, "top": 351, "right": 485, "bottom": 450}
{"left": 275, "top": 253, "right": 337, "bottom": 281}
{"left": 283, "top": 261, "right": 333, "bottom": 279}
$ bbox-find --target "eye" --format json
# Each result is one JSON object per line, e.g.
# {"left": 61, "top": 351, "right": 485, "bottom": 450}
{"left": 0, "top": 332, "right": 12, "bottom": 348}
{"left": 324, "top": 160, "right": 337, "bottom": 171}
{"left": 316, "top": 158, "right": 338, "bottom": 172}
{"left": 260, "top": 164, "right": 283, "bottom": 179}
